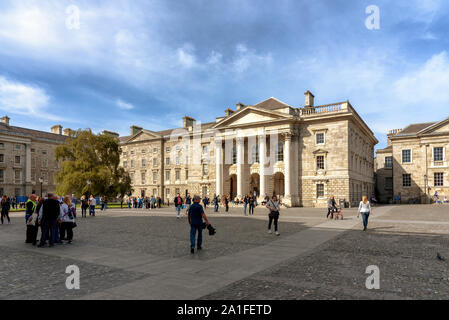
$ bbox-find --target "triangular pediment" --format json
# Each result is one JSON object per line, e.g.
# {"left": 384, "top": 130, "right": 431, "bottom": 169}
{"left": 252, "top": 97, "right": 292, "bottom": 110}
{"left": 213, "top": 106, "right": 293, "bottom": 129}
{"left": 313, "top": 148, "right": 328, "bottom": 154}
{"left": 125, "top": 130, "right": 162, "bottom": 143}
{"left": 419, "top": 117, "right": 449, "bottom": 135}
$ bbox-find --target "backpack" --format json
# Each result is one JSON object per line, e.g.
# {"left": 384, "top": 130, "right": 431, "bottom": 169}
{"left": 68, "top": 206, "right": 76, "bottom": 219}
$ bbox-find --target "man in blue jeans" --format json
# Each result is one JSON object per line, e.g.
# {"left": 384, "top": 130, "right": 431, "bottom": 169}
{"left": 188, "top": 195, "right": 210, "bottom": 254}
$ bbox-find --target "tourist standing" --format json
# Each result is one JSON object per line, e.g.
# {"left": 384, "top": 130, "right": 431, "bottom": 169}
{"left": 327, "top": 195, "right": 337, "bottom": 219}
{"left": 88, "top": 195, "right": 96, "bottom": 216}
{"left": 1, "top": 196, "right": 11, "bottom": 225}
{"left": 174, "top": 193, "right": 183, "bottom": 219}
{"left": 80, "top": 195, "right": 88, "bottom": 218}
{"left": 224, "top": 195, "right": 229, "bottom": 212}
{"left": 266, "top": 195, "right": 281, "bottom": 236}
{"left": 60, "top": 196, "right": 76, "bottom": 244}
{"left": 249, "top": 195, "right": 255, "bottom": 215}
{"left": 26, "top": 197, "right": 43, "bottom": 245}
{"left": 25, "top": 195, "right": 37, "bottom": 223}
{"left": 38, "top": 193, "right": 62, "bottom": 247}
{"left": 202, "top": 196, "right": 209, "bottom": 209}
{"left": 357, "top": 196, "right": 372, "bottom": 231}
{"left": 243, "top": 195, "right": 249, "bottom": 216}
{"left": 188, "top": 195, "right": 210, "bottom": 254}
{"left": 185, "top": 194, "right": 192, "bottom": 214}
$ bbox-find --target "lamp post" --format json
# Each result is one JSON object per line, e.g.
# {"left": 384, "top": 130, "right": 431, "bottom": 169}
{"left": 39, "top": 177, "right": 43, "bottom": 198}
{"left": 87, "top": 180, "right": 91, "bottom": 196}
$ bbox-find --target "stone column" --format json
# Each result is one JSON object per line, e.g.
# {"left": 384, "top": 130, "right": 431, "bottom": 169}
{"left": 215, "top": 139, "right": 223, "bottom": 196}
{"left": 259, "top": 134, "right": 266, "bottom": 199}
{"left": 284, "top": 133, "right": 292, "bottom": 204}
{"left": 236, "top": 136, "right": 244, "bottom": 199}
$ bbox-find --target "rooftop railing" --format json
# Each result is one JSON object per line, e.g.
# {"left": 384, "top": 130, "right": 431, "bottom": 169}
{"left": 388, "top": 129, "right": 402, "bottom": 135}
{"left": 299, "top": 102, "right": 347, "bottom": 116}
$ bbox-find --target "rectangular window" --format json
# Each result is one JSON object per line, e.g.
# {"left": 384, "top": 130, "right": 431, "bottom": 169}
{"left": 402, "top": 149, "right": 411, "bottom": 163}
{"left": 0, "top": 154, "right": 3, "bottom": 163}
{"left": 176, "top": 157, "right": 180, "bottom": 166}
{"left": 141, "top": 172, "right": 146, "bottom": 184}
{"left": 252, "top": 145, "right": 259, "bottom": 163}
{"left": 385, "top": 177, "right": 393, "bottom": 190}
{"left": 153, "top": 158, "right": 158, "bottom": 166}
{"left": 166, "top": 157, "right": 170, "bottom": 165}
{"left": 31, "top": 148, "right": 35, "bottom": 153}
{"left": 0, "top": 143, "right": 4, "bottom": 149}
{"left": 153, "top": 188, "right": 157, "bottom": 196}
{"left": 15, "top": 156, "right": 20, "bottom": 164}
{"left": 166, "top": 147, "right": 171, "bottom": 153}
{"left": 317, "top": 184, "right": 324, "bottom": 198}
{"left": 434, "top": 172, "right": 444, "bottom": 187}
{"left": 123, "top": 161, "right": 127, "bottom": 168}
{"left": 141, "top": 149, "right": 146, "bottom": 154}
{"left": 0, "top": 169, "right": 4, "bottom": 182}
{"left": 141, "top": 159, "right": 146, "bottom": 167}
{"left": 385, "top": 156, "right": 393, "bottom": 168}
{"left": 153, "top": 171, "right": 157, "bottom": 183}
{"left": 434, "top": 147, "right": 444, "bottom": 162}
{"left": 15, "top": 170, "right": 21, "bottom": 180}
{"left": 153, "top": 148, "right": 158, "bottom": 153}
{"left": 130, "top": 150, "right": 135, "bottom": 155}
{"left": 403, "top": 174, "right": 411, "bottom": 187}
{"left": 232, "top": 146, "right": 237, "bottom": 165}
{"left": 202, "top": 145, "right": 208, "bottom": 154}
{"left": 15, "top": 144, "right": 21, "bottom": 150}
{"left": 123, "top": 151, "right": 127, "bottom": 156}
{"left": 316, "top": 156, "right": 325, "bottom": 170}
{"left": 185, "top": 170, "right": 189, "bottom": 180}
{"left": 175, "top": 188, "right": 180, "bottom": 195}
{"left": 316, "top": 133, "right": 325, "bottom": 145}
{"left": 130, "top": 160, "right": 134, "bottom": 168}
{"left": 165, "top": 170, "right": 171, "bottom": 181}
{"left": 202, "top": 164, "right": 208, "bottom": 175}
{"left": 175, "top": 170, "right": 180, "bottom": 181}
{"left": 277, "top": 143, "right": 284, "bottom": 162}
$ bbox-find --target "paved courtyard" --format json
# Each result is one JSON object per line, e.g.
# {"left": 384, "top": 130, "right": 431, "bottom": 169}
{"left": 0, "top": 204, "right": 448, "bottom": 299}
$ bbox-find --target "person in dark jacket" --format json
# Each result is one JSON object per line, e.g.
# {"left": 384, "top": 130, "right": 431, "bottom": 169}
{"left": 188, "top": 195, "right": 210, "bottom": 254}
{"left": 37, "top": 193, "right": 62, "bottom": 247}
{"left": 25, "top": 195, "right": 37, "bottom": 222}
{"left": 174, "top": 194, "right": 184, "bottom": 219}
{"left": 26, "top": 197, "right": 43, "bottom": 245}
{"left": 249, "top": 195, "right": 255, "bottom": 215}
{"left": 213, "top": 194, "right": 219, "bottom": 212}
{"left": 1, "top": 195, "right": 11, "bottom": 224}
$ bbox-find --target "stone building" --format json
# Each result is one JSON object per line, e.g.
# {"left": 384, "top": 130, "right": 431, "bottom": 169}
{"left": 375, "top": 117, "right": 449, "bottom": 204}
{"left": 119, "top": 91, "right": 377, "bottom": 207}
{"left": 0, "top": 116, "right": 67, "bottom": 197}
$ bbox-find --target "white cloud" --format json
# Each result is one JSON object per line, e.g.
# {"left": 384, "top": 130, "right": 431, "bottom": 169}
{"left": 116, "top": 99, "right": 134, "bottom": 110}
{"left": 177, "top": 46, "right": 196, "bottom": 69}
{"left": 0, "top": 76, "right": 53, "bottom": 117}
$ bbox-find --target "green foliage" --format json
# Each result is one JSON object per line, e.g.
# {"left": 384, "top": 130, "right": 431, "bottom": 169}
{"left": 55, "top": 129, "right": 132, "bottom": 199}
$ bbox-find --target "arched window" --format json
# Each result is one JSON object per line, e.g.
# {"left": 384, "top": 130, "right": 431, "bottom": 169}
{"left": 276, "top": 143, "right": 284, "bottom": 162}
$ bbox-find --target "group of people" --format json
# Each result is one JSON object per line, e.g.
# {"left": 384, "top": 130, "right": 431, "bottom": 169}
{"left": 126, "top": 196, "right": 163, "bottom": 209}
{"left": 433, "top": 191, "right": 449, "bottom": 204}
{"left": 327, "top": 194, "right": 374, "bottom": 231}
{"left": 23, "top": 193, "right": 77, "bottom": 247}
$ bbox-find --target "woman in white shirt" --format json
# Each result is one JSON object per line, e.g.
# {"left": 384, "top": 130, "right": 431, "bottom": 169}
{"left": 266, "top": 196, "right": 281, "bottom": 236}
{"left": 358, "top": 196, "right": 372, "bottom": 231}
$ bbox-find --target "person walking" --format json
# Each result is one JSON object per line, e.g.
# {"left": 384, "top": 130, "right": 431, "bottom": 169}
{"left": 38, "top": 193, "right": 62, "bottom": 247}
{"left": 327, "top": 195, "right": 337, "bottom": 219}
{"left": 88, "top": 195, "right": 96, "bottom": 216}
{"left": 60, "top": 196, "right": 76, "bottom": 244}
{"left": 213, "top": 194, "right": 219, "bottom": 212}
{"left": 202, "top": 196, "right": 208, "bottom": 209}
{"left": 185, "top": 194, "right": 192, "bottom": 214}
{"left": 1, "top": 195, "right": 11, "bottom": 225}
{"left": 243, "top": 195, "right": 249, "bottom": 216}
{"left": 188, "top": 195, "right": 210, "bottom": 254}
{"left": 357, "top": 196, "right": 373, "bottom": 231}
{"left": 224, "top": 195, "right": 229, "bottom": 212}
{"left": 266, "top": 195, "right": 281, "bottom": 236}
{"left": 174, "top": 193, "right": 183, "bottom": 219}
{"left": 249, "top": 195, "right": 255, "bottom": 215}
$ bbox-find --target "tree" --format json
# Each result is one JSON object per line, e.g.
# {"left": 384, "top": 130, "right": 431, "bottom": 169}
{"left": 55, "top": 129, "right": 132, "bottom": 199}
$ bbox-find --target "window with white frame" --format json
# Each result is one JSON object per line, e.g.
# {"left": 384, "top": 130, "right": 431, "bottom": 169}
{"left": 165, "top": 170, "right": 171, "bottom": 181}
{"left": 434, "top": 172, "right": 444, "bottom": 187}
{"left": 316, "top": 155, "right": 325, "bottom": 170}
{"left": 402, "top": 149, "right": 411, "bottom": 163}
{"left": 153, "top": 158, "right": 157, "bottom": 166}
{"left": 251, "top": 145, "right": 259, "bottom": 163}
{"left": 316, "top": 132, "right": 325, "bottom": 145}
{"left": 434, "top": 147, "right": 444, "bottom": 162}
{"left": 276, "top": 143, "right": 284, "bottom": 162}
{"left": 175, "top": 170, "right": 180, "bottom": 181}
{"left": 152, "top": 171, "right": 158, "bottom": 183}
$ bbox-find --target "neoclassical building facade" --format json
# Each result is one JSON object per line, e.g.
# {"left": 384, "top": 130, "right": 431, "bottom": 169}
{"left": 375, "top": 117, "right": 449, "bottom": 204}
{"left": 120, "top": 91, "right": 377, "bottom": 207}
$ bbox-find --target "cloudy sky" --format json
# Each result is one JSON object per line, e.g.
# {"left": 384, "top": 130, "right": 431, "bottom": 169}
{"left": 0, "top": 0, "right": 448, "bottom": 149}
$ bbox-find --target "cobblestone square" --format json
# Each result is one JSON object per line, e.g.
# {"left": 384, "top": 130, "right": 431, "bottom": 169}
{"left": 0, "top": 205, "right": 448, "bottom": 300}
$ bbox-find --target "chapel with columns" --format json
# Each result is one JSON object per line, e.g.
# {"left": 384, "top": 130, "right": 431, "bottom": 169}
{"left": 119, "top": 91, "right": 377, "bottom": 208}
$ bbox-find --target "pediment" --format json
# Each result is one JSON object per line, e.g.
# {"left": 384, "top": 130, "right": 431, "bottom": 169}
{"left": 313, "top": 148, "right": 328, "bottom": 154}
{"left": 419, "top": 117, "right": 449, "bottom": 135}
{"left": 125, "top": 130, "right": 162, "bottom": 143}
{"left": 213, "top": 107, "right": 292, "bottom": 129}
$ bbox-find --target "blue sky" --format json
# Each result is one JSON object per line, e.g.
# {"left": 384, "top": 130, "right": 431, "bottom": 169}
{"left": 0, "top": 0, "right": 448, "bottom": 149}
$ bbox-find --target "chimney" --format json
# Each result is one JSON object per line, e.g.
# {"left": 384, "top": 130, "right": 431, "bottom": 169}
{"left": 225, "top": 108, "right": 234, "bottom": 117}
{"left": 63, "top": 128, "right": 75, "bottom": 136}
{"left": 130, "top": 125, "right": 143, "bottom": 136}
{"left": 183, "top": 116, "right": 196, "bottom": 128}
{"left": 304, "top": 90, "right": 315, "bottom": 108}
{"left": 102, "top": 130, "right": 120, "bottom": 139}
{"left": 51, "top": 125, "right": 63, "bottom": 135}
{"left": 236, "top": 102, "right": 245, "bottom": 111}
{"left": 1, "top": 116, "right": 10, "bottom": 126}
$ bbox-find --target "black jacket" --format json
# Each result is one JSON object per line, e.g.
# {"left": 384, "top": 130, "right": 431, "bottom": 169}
{"left": 41, "top": 198, "right": 61, "bottom": 221}
{"left": 173, "top": 196, "right": 184, "bottom": 206}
